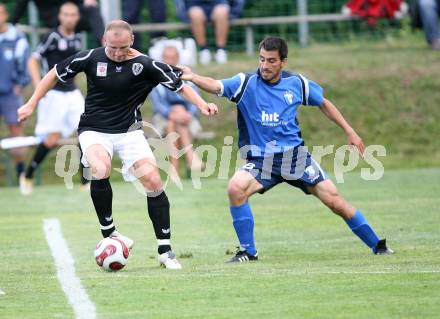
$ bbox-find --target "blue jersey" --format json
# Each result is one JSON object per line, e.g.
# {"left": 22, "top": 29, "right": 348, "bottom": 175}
{"left": 0, "top": 24, "right": 30, "bottom": 94}
{"left": 219, "top": 70, "right": 324, "bottom": 158}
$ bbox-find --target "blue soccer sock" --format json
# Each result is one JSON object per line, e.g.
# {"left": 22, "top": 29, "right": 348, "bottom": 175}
{"left": 230, "top": 202, "right": 257, "bottom": 256}
{"left": 345, "top": 210, "right": 380, "bottom": 252}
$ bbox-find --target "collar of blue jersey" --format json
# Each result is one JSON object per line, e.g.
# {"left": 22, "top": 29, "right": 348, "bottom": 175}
{"left": 256, "top": 68, "right": 292, "bottom": 86}
{"left": 0, "top": 24, "right": 18, "bottom": 41}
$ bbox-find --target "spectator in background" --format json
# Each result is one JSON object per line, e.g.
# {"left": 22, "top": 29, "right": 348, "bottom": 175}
{"left": 122, "top": 0, "right": 167, "bottom": 50}
{"left": 150, "top": 45, "right": 204, "bottom": 179}
{"left": 418, "top": 0, "right": 440, "bottom": 50}
{"left": 12, "top": 0, "right": 104, "bottom": 46}
{"left": 178, "top": 0, "right": 231, "bottom": 65}
{"left": 228, "top": 0, "right": 246, "bottom": 19}
{"left": 0, "top": 3, "right": 30, "bottom": 183}
{"left": 20, "top": 2, "right": 88, "bottom": 195}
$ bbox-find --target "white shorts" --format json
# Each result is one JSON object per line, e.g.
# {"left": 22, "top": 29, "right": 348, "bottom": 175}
{"left": 78, "top": 130, "right": 155, "bottom": 181}
{"left": 35, "top": 89, "right": 84, "bottom": 138}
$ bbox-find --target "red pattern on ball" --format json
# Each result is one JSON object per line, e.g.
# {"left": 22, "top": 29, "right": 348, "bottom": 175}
{"left": 95, "top": 244, "right": 116, "bottom": 266}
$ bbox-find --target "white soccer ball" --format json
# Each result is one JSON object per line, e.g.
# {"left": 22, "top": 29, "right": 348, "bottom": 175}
{"left": 94, "top": 237, "right": 129, "bottom": 271}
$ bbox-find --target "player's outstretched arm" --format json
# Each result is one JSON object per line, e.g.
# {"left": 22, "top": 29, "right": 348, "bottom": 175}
{"left": 319, "top": 98, "right": 365, "bottom": 156}
{"left": 17, "top": 67, "right": 58, "bottom": 122}
{"left": 179, "top": 65, "right": 222, "bottom": 94}
{"left": 178, "top": 84, "right": 218, "bottom": 116}
{"left": 27, "top": 55, "right": 42, "bottom": 89}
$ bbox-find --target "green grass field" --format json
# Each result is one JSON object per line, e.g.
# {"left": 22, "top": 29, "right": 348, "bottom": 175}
{"left": 1, "top": 168, "right": 439, "bottom": 318}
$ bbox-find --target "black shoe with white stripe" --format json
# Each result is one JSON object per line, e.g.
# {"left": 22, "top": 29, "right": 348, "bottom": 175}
{"left": 227, "top": 249, "right": 258, "bottom": 263}
{"left": 374, "top": 239, "right": 394, "bottom": 255}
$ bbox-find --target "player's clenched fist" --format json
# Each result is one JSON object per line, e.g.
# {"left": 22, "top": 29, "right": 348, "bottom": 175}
{"left": 200, "top": 103, "right": 218, "bottom": 116}
{"left": 17, "top": 103, "right": 35, "bottom": 122}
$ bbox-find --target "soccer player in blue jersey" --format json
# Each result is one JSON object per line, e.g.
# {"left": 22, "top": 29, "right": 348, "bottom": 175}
{"left": 181, "top": 36, "right": 393, "bottom": 262}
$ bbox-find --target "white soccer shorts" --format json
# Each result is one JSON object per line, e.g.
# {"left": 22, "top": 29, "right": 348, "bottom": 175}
{"left": 78, "top": 130, "right": 155, "bottom": 182}
{"left": 35, "top": 89, "right": 84, "bottom": 138}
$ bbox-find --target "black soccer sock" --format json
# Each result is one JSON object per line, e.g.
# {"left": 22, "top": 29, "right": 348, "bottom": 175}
{"left": 147, "top": 191, "right": 172, "bottom": 254}
{"left": 25, "top": 143, "right": 51, "bottom": 179}
{"left": 90, "top": 178, "right": 115, "bottom": 237}
{"left": 16, "top": 161, "right": 24, "bottom": 180}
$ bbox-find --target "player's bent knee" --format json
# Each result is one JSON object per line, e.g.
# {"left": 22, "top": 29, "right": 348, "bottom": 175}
{"left": 91, "top": 162, "right": 111, "bottom": 180}
{"left": 139, "top": 171, "right": 163, "bottom": 191}
{"left": 227, "top": 179, "right": 248, "bottom": 202}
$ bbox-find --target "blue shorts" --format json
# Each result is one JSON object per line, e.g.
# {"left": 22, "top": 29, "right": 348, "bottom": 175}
{"left": 186, "top": 0, "right": 229, "bottom": 21}
{"left": 0, "top": 92, "right": 22, "bottom": 125}
{"left": 240, "top": 147, "right": 327, "bottom": 194}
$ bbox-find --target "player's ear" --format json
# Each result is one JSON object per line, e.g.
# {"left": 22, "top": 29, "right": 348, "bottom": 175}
{"left": 130, "top": 34, "right": 134, "bottom": 46}
{"left": 281, "top": 57, "right": 288, "bottom": 68}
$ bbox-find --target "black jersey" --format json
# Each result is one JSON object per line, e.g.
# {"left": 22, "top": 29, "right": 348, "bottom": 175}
{"left": 34, "top": 29, "right": 82, "bottom": 92}
{"left": 55, "top": 47, "right": 183, "bottom": 134}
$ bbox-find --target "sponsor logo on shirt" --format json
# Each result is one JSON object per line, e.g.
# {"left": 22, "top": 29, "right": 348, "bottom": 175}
{"left": 132, "top": 63, "right": 143, "bottom": 76}
{"left": 96, "top": 62, "right": 107, "bottom": 77}
{"left": 284, "top": 90, "right": 294, "bottom": 105}
{"left": 261, "top": 111, "right": 288, "bottom": 127}
{"left": 58, "top": 39, "right": 68, "bottom": 51}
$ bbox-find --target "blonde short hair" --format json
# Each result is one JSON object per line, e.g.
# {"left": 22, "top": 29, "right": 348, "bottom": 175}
{"left": 104, "top": 20, "right": 133, "bottom": 36}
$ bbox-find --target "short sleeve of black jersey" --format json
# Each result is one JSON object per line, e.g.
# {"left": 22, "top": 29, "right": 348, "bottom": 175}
{"left": 148, "top": 59, "right": 183, "bottom": 92}
{"left": 55, "top": 49, "right": 94, "bottom": 83}
{"left": 34, "top": 32, "right": 53, "bottom": 59}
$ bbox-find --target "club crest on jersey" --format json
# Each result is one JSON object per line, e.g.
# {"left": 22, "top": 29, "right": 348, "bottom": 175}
{"left": 132, "top": 63, "right": 143, "bottom": 76}
{"left": 58, "top": 39, "right": 68, "bottom": 51}
{"left": 305, "top": 165, "right": 319, "bottom": 182}
{"left": 96, "top": 62, "right": 107, "bottom": 77}
{"left": 284, "top": 90, "right": 294, "bottom": 105}
{"left": 3, "top": 48, "right": 13, "bottom": 60}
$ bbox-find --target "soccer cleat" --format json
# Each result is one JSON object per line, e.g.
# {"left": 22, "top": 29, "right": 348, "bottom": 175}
{"left": 199, "top": 49, "right": 211, "bottom": 65}
{"left": 19, "top": 173, "right": 33, "bottom": 196}
{"left": 374, "top": 239, "right": 394, "bottom": 255}
{"left": 215, "top": 48, "right": 228, "bottom": 64}
{"left": 109, "top": 230, "right": 134, "bottom": 250}
{"left": 158, "top": 251, "right": 182, "bottom": 269}
{"left": 227, "top": 248, "right": 258, "bottom": 263}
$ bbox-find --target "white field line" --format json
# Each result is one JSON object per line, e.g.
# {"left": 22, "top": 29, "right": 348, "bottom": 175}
{"left": 84, "top": 269, "right": 440, "bottom": 280}
{"left": 44, "top": 219, "right": 96, "bottom": 319}
{"left": 0, "top": 288, "right": 5, "bottom": 295}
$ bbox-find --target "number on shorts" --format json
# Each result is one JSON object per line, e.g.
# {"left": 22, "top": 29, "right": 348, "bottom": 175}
{"left": 242, "top": 163, "right": 256, "bottom": 170}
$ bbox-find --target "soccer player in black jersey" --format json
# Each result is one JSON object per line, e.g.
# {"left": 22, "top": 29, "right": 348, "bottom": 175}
{"left": 20, "top": 2, "right": 88, "bottom": 195}
{"left": 18, "top": 20, "right": 218, "bottom": 269}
